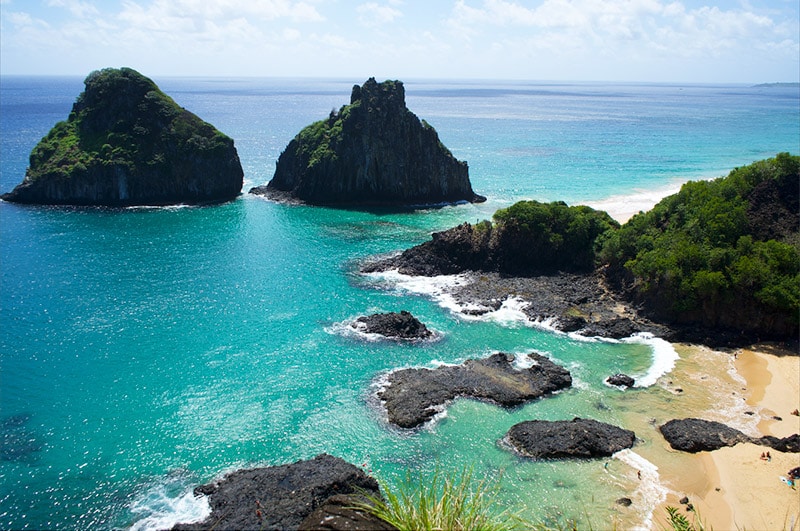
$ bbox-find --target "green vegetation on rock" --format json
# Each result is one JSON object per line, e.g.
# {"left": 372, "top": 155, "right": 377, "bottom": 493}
{"left": 492, "top": 200, "right": 620, "bottom": 273}
{"left": 600, "top": 153, "right": 799, "bottom": 334}
{"left": 4, "top": 67, "right": 243, "bottom": 206}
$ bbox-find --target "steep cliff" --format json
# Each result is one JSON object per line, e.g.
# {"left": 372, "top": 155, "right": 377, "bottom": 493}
{"left": 250, "top": 77, "right": 484, "bottom": 207}
{"left": 2, "top": 68, "right": 243, "bottom": 206}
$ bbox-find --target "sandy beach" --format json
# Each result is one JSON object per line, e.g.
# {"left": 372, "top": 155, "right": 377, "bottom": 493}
{"left": 650, "top": 345, "right": 800, "bottom": 531}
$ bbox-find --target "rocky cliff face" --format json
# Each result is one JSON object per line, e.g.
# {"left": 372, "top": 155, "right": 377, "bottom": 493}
{"left": 2, "top": 68, "right": 243, "bottom": 206}
{"left": 251, "top": 77, "right": 485, "bottom": 206}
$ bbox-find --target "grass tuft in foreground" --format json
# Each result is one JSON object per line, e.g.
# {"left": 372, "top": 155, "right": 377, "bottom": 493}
{"left": 663, "top": 505, "right": 707, "bottom": 531}
{"left": 357, "top": 466, "right": 542, "bottom": 531}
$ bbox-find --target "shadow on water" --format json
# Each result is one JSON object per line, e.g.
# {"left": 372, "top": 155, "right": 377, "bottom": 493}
{"left": 1, "top": 413, "right": 44, "bottom": 464}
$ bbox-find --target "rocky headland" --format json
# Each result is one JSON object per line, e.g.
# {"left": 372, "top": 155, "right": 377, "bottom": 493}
{"left": 171, "top": 454, "right": 392, "bottom": 531}
{"left": 377, "top": 352, "right": 572, "bottom": 429}
{"left": 250, "top": 77, "right": 485, "bottom": 207}
{"left": 363, "top": 155, "right": 800, "bottom": 347}
{"left": 352, "top": 311, "right": 433, "bottom": 340}
{"left": 504, "top": 418, "right": 636, "bottom": 459}
{"left": 659, "top": 418, "right": 800, "bottom": 453}
{"left": 2, "top": 68, "right": 243, "bottom": 206}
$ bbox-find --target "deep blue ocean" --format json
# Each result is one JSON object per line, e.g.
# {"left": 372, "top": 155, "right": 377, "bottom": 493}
{"left": 1, "top": 76, "right": 798, "bottom": 530}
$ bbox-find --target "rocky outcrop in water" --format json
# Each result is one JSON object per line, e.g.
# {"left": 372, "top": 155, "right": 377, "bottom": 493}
{"left": 2, "top": 68, "right": 243, "bottom": 206}
{"left": 171, "top": 454, "right": 388, "bottom": 531}
{"left": 504, "top": 418, "right": 636, "bottom": 459}
{"left": 606, "top": 374, "right": 636, "bottom": 388}
{"left": 353, "top": 311, "right": 433, "bottom": 340}
{"left": 250, "top": 77, "right": 485, "bottom": 207}
{"left": 378, "top": 352, "right": 572, "bottom": 429}
{"left": 659, "top": 418, "right": 800, "bottom": 453}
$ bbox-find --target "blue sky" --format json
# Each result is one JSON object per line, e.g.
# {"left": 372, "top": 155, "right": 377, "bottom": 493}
{"left": 1, "top": 0, "right": 798, "bottom": 82}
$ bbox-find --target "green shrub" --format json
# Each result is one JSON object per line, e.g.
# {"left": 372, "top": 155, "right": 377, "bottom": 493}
{"left": 600, "top": 153, "right": 800, "bottom": 325}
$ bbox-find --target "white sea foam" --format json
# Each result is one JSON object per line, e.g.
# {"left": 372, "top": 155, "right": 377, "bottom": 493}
{"left": 365, "top": 270, "right": 467, "bottom": 312}
{"left": 622, "top": 333, "right": 680, "bottom": 388}
{"left": 614, "top": 449, "right": 668, "bottom": 531}
{"left": 128, "top": 477, "right": 210, "bottom": 531}
{"left": 325, "top": 315, "right": 443, "bottom": 343}
{"left": 365, "top": 270, "right": 534, "bottom": 326}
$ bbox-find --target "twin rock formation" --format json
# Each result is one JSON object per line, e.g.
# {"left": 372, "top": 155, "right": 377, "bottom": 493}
{"left": 2, "top": 70, "right": 482, "bottom": 208}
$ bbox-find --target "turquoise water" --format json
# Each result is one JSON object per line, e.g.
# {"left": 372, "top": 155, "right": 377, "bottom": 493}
{"left": 0, "top": 77, "right": 797, "bottom": 530}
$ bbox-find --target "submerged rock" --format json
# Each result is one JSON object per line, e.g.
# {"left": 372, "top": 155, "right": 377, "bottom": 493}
{"left": 2, "top": 68, "right": 243, "bottom": 206}
{"left": 251, "top": 77, "right": 485, "bottom": 207}
{"left": 659, "top": 418, "right": 800, "bottom": 453}
{"left": 504, "top": 418, "right": 636, "bottom": 459}
{"left": 352, "top": 311, "right": 432, "bottom": 340}
{"left": 378, "top": 352, "right": 572, "bottom": 429}
{"left": 172, "top": 454, "right": 383, "bottom": 531}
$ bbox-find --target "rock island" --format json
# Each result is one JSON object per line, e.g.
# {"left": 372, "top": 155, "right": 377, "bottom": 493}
{"left": 2, "top": 68, "right": 244, "bottom": 206}
{"left": 250, "top": 77, "right": 485, "bottom": 207}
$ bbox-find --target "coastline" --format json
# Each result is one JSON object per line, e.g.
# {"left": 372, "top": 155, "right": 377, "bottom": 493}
{"left": 650, "top": 345, "right": 800, "bottom": 531}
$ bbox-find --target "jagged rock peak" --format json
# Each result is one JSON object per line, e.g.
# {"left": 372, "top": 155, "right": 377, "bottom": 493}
{"left": 251, "top": 77, "right": 485, "bottom": 207}
{"left": 2, "top": 67, "right": 243, "bottom": 207}
{"left": 350, "top": 77, "right": 405, "bottom": 108}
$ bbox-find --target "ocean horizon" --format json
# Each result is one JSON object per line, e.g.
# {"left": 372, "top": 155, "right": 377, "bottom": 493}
{"left": 1, "top": 76, "right": 798, "bottom": 530}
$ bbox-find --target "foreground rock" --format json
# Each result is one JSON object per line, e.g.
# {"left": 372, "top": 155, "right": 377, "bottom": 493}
{"left": 299, "top": 494, "right": 397, "bottom": 531}
{"left": 2, "top": 68, "right": 243, "bottom": 206}
{"left": 378, "top": 352, "right": 572, "bottom": 429}
{"left": 505, "top": 418, "right": 636, "bottom": 459}
{"left": 250, "top": 77, "right": 485, "bottom": 207}
{"left": 660, "top": 418, "right": 800, "bottom": 453}
{"left": 172, "top": 454, "right": 389, "bottom": 531}
{"left": 352, "top": 311, "right": 432, "bottom": 340}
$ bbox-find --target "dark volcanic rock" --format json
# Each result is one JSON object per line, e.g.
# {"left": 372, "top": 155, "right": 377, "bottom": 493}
{"left": 378, "top": 352, "right": 572, "bottom": 429}
{"left": 505, "top": 418, "right": 636, "bottom": 459}
{"left": 250, "top": 77, "right": 484, "bottom": 207}
{"left": 353, "top": 311, "right": 432, "bottom": 340}
{"left": 606, "top": 373, "right": 636, "bottom": 388}
{"left": 362, "top": 266, "right": 668, "bottom": 341}
{"left": 659, "top": 418, "right": 800, "bottom": 453}
{"left": 2, "top": 68, "right": 243, "bottom": 206}
{"left": 659, "top": 419, "right": 752, "bottom": 452}
{"left": 172, "top": 454, "right": 381, "bottom": 531}
{"left": 758, "top": 433, "right": 800, "bottom": 453}
{"left": 298, "top": 494, "right": 397, "bottom": 531}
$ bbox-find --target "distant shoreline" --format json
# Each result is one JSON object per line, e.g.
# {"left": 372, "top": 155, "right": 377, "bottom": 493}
{"left": 752, "top": 82, "right": 800, "bottom": 88}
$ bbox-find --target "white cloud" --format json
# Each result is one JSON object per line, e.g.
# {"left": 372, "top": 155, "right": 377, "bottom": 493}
{"left": 47, "top": 0, "right": 100, "bottom": 18}
{"left": 118, "top": 0, "right": 324, "bottom": 26}
{"left": 0, "top": 0, "right": 797, "bottom": 81}
{"left": 447, "top": 0, "right": 798, "bottom": 62}
{"left": 356, "top": 2, "right": 403, "bottom": 27}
